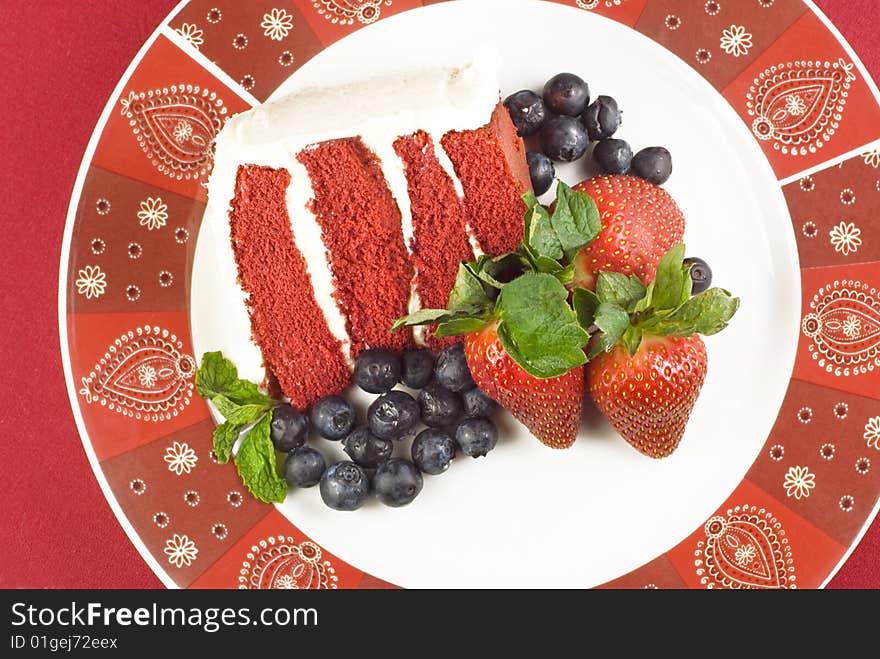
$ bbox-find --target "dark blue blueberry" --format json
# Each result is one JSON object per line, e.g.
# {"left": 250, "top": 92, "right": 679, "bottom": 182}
{"left": 631, "top": 147, "right": 673, "bottom": 185}
{"left": 373, "top": 458, "right": 423, "bottom": 507}
{"left": 310, "top": 395, "right": 355, "bottom": 440}
{"left": 461, "top": 387, "right": 498, "bottom": 419}
{"left": 454, "top": 417, "right": 498, "bottom": 458}
{"left": 367, "top": 390, "right": 420, "bottom": 441}
{"left": 343, "top": 426, "right": 394, "bottom": 469}
{"left": 401, "top": 348, "right": 434, "bottom": 389}
{"left": 354, "top": 348, "right": 401, "bottom": 394}
{"left": 434, "top": 343, "right": 475, "bottom": 393}
{"left": 503, "top": 90, "right": 548, "bottom": 137}
{"left": 411, "top": 428, "right": 456, "bottom": 475}
{"left": 319, "top": 461, "right": 370, "bottom": 511}
{"left": 418, "top": 382, "right": 463, "bottom": 428}
{"left": 582, "top": 95, "right": 621, "bottom": 141}
{"left": 526, "top": 151, "right": 555, "bottom": 196}
{"left": 540, "top": 116, "right": 589, "bottom": 163}
{"left": 270, "top": 403, "right": 309, "bottom": 452}
{"left": 542, "top": 73, "right": 590, "bottom": 117}
{"left": 684, "top": 257, "right": 713, "bottom": 295}
{"left": 593, "top": 138, "right": 633, "bottom": 175}
{"left": 284, "top": 446, "right": 326, "bottom": 488}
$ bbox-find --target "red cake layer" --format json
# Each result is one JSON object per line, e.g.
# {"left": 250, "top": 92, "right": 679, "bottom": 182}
{"left": 228, "top": 165, "right": 351, "bottom": 409}
{"left": 393, "top": 130, "right": 474, "bottom": 348}
{"left": 440, "top": 102, "right": 531, "bottom": 255}
{"left": 298, "top": 138, "right": 414, "bottom": 355}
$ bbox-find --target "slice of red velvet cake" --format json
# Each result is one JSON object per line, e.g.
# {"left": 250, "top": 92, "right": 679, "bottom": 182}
{"left": 205, "top": 57, "right": 530, "bottom": 408}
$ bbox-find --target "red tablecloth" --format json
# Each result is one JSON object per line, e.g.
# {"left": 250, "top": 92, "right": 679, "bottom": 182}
{"left": 1, "top": 0, "right": 877, "bottom": 589}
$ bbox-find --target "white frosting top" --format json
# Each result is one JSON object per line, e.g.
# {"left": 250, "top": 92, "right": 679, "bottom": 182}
{"left": 202, "top": 54, "right": 499, "bottom": 380}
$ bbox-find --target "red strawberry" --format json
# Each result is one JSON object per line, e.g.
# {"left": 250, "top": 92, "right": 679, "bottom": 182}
{"left": 572, "top": 175, "right": 685, "bottom": 289}
{"left": 464, "top": 323, "right": 582, "bottom": 449}
{"left": 587, "top": 335, "right": 707, "bottom": 458}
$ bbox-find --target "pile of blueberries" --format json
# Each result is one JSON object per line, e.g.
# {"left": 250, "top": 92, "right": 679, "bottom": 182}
{"left": 271, "top": 344, "right": 499, "bottom": 511}
{"left": 504, "top": 73, "right": 673, "bottom": 195}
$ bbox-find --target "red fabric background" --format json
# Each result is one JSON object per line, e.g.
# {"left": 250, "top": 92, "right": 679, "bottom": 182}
{"left": 0, "top": 0, "right": 876, "bottom": 589}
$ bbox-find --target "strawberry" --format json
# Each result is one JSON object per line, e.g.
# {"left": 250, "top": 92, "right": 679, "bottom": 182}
{"left": 571, "top": 175, "right": 685, "bottom": 289}
{"left": 465, "top": 323, "right": 582, "bottom": 449}
{"left": 587, "top": 335, "right": 707, "bottom": 458}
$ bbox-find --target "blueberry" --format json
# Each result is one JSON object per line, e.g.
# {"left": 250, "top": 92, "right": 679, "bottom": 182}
{"left": 631, "top": 147, "right": 673, "bottom": 185}
{"left": 593, "top": 138, "right": 633, "bottom": 175}
{"left": 401, "top": 348, "right": 434, "bottom": 389}
{"left": 284, "top": 446, "right": 326, "bottom": 488}
{"left": 343, "top": 426, "right": 394, "bottom": 469}
{"left": 582, "top": 95, "right": 621, "bottom": 141}
{"left": 354, "top": 348, "right": 401, "bottom": 394}
{"left": 319, "top": 461, "right": 371, "bottom": 511}
{"left": 373, "top": 458, "right": 423, "bottom": 507}
{"left": 543, "top": 73, "right": 590, "bottom": 117}
{"left": 503, "top": 90, "right": 548, "bottom": 137}
{"left": 418, "top": 382, "right": 463, "bottom": 427}
{"left": 270, "top": 403, "right": 309, "bottom": 452}
{"left": 540, "top": 116, "right": 589, "bottom": 163}
{"left": 462, "top": 388, "right": 498, "bottom": 419}
{"left": 411, "top": 428, "right": 456, "bottom": 475}
{"left": 310, "top": 395, "right": 355, "bottom": 440}
{"left": 367, "top": 390, "right": 420, "bottom": 440}
{"left": 526, "top": 152, "right": 555, "bottom": 196}
{"left": 454, "top": 417, "right": 498, "bottom": 458}
{"left": 684, "top": 257, "right": 713, "bottom": 295}
{"left": 434, "top": 343, "right": 475, "bottom": 392}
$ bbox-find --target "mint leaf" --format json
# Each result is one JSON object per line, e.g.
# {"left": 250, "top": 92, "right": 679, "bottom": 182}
{"left": 213, "top": 420, "right": 244, "bottom": 464}
{"left": 651, "top": 244, "right": 688, "bottom": 311}
{"left": 224, "top": 380, "right": 273, "bottom": 406}
{"left": 435, "top": 317, "right": 491, "bottom": 337}
{"left": 226, "top": 402, "right": 270, "bottom": 426}
{"left": 496, "top": 273, "right": 588, "bottom": 378}
{"left": 196, "top": 351, "right": 238, "bottom": 400}
{"left": 621, "top": 327, "right": 643, "bottom": 356}
{"left": 595, "top": 272, "right": 647, "bottom": 311}
{"left": 551, "top": 181, "right": 601, "bottom": 257}
{"left": 449, "top": 263, "right": 492, "bottom": 311}
{"left": 196, "top": 352, "right": 272, "bottom": 406}
{"left": 589, "top": 302, "right": 630, "bottom": 358}
{"left": 572, "top": 287, "right": 600, "bottom": 329}
{"left": 527, "top": 204, "right": 563, "bottom": 261}
{"left": 234, "top": 414, "right": 286, "bottom": 504}
{"left": 640, "top": 288, "right": 740, "bottom": 337}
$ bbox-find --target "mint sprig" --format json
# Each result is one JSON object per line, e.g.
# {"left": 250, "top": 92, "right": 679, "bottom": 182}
{"left": 195, "top": 351, "right": 286, "bottom": 503}
{"left": 574, "top": 243, "right": 740, "bottom": 356}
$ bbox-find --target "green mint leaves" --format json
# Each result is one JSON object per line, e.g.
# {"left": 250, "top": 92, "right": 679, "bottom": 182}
{"left": 196, "top": 351, "right": 273, "bottom": 407}
{"left": 575, "top": 243, "right": 740, "bottom": 357}
{"left": 234, "top": 414, "right": 287, "bottom": 505}
{"left": 195, "top": 352, "right": 286, "bottom": 503}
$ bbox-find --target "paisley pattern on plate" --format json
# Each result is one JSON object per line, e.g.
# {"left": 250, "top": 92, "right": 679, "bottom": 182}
{"left": 60, "top": 0, "right": 880, "bottom": 589}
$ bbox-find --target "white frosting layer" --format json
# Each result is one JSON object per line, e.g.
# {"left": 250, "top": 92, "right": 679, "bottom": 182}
{"left": 203, "top": 54, "right": 499, "bottom": 376}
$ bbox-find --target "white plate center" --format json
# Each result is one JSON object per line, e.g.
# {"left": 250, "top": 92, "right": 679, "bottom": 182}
{"left": 191, "top": 0, "right": 800, "bottom": 588}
